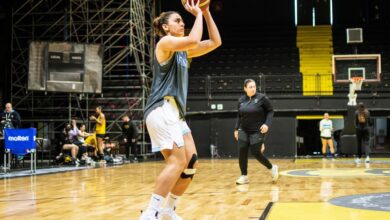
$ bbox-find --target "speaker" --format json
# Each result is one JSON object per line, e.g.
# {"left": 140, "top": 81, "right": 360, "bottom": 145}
{"left": 346, "top": 28, "right": 363, "bottom": 44}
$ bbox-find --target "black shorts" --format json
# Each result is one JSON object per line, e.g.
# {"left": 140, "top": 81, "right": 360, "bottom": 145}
{"left": 238, "top": 130, "right": 266, "bottom": 145}
{"left": 96, "top": 134, "right": 105, "bottom": 139}
{"left": 321, "top": 136, "right": 332, "bottom": 140}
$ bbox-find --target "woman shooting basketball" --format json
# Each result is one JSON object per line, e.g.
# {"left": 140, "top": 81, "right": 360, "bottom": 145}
{"left": 140, "top": 0, "right": 221, "bottom": 219}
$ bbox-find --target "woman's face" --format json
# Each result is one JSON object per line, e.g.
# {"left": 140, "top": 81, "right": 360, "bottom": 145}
{"left": 324, "top": 113, "right": 329, "bottom": 119}
{"left": 163, "top": 13, "right": 185, "bottom": 37}
{"left": 244, "top": 81, "right": 256, "bottom": 97}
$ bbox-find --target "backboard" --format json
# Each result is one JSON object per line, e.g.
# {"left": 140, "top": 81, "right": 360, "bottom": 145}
{"left": 332, "top": 54, "right": 381, "bottom": 83}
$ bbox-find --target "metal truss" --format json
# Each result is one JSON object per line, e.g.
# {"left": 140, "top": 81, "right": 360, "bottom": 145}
{"left": 11, "top": 0, "right": 155, "bottom": 155}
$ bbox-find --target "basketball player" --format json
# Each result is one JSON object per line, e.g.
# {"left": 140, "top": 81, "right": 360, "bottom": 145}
{"left": 320, "top": 113, "right": 335, "bottom": 160}
{"left": 234, "top": 79, "right": 278, "bottom": 185}
{"left": 355, "top": 103, "right": 371, "bottom": 163}
{"left": 89, "top": 106, "right": 106, "bottom": 162}
{"left": 140, "top": 1, "right": 221, "bottom": 219}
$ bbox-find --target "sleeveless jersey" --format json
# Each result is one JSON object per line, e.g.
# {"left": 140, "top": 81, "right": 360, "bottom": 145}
{"left": 95, "top": 114, "right": 106, "bottom": 134}
{"left": 144, "top": 51, "right": 189, "bottom": 119}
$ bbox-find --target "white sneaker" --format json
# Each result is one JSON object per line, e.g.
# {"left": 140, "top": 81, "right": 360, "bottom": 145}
{"left": 355, "top": 158, "right": 361, "bottom": 164}
{"left": 140, "top": 210, "right": 161, "bottom": 220}
{"left": 271, "top": 165, "right": 279, "bottom": 183}
{"left": 161, "top": 208, "right": 182, "bottom": 220}
{"left": 236, "top": 175, "right": 249, "bottom": 185}
{"left": 365, "top": 156, "right": 370, "bottom": 163}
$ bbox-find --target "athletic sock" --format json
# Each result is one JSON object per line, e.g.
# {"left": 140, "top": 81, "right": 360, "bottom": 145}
{"left": 166, "top": 193, "right": 179, "bottom": 210}
{"left": 145, "top": 193, "right": 165, "bottom": 214}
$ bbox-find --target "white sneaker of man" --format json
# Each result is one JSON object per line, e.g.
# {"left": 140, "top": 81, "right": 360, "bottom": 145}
{"left": 271, "top": 165, "right": 279, "bottom": 183}
{"left": 355, "top": 158, "right": 361, "bottom": 164}
{"left": 140, "top": 210, "right": 161, "bottom": 220}
{"left": 161, "top": 208, "right": 182, "bottom": 220}
{"left": 365, "top": 156, "right": 370, "bottom": 163}
{"left": 235, "top": 175, "right": 249, "bottom": 185}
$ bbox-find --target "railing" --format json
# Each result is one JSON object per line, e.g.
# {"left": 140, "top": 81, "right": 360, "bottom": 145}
{"left": 188, "top": 73, "right": 390, "bottom": 98}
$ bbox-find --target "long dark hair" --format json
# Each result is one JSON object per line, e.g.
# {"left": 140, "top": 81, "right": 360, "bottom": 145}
{"left": 153, "top": 11, "right": 178, "bottom": 37}
{"left": 357, "top": 102, "right": 369, "bottom": 122}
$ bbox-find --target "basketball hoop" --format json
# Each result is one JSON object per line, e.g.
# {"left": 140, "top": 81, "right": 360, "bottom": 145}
{"left": 351, "top": 77, "right": 363, "bottom": 91}
{"left": 348, "top": 77, "right": 363, "bottom": 106}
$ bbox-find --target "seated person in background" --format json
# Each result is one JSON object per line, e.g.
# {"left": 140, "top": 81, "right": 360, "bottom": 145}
{"left": 75, "top": 123, "right": 94, "bottom": 161}
{"left": 84, "top": 133, "right": 99, "bottom": 160}
{"left": 103, "top": 134, "right": 118, "bottom": 155}
{"left": 61, "top": 122, "right": 79, "bottom": 165}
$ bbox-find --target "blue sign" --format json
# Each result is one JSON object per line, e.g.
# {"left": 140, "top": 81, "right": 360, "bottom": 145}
{"left": 4, "top": 128, "right": 36, "bottom": 156}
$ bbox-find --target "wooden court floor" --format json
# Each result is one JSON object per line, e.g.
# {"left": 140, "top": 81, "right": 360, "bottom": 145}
{"left": 1, "top": 158, "right": 390, "bottom": 219}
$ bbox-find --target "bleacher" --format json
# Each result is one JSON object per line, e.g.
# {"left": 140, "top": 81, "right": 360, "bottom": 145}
{"left": 187, "top": 24, "right": 390, "bottom": 98}
{"left": 188, "top": 25, "right": 300, "bottom": 97}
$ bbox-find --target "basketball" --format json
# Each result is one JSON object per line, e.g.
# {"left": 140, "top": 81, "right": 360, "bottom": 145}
{"left": 181, "top": 0, "right": 210, "bottom": 11}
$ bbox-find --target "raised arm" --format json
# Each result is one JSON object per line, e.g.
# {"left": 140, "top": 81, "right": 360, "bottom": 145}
{"left": 157, "top": 13, "right": 203, "bottom": 53}
{"left": 187, "top": 8, "right": 222, "bottom": 58}
{"left": 155, "top": 1, "right": 203, "bottom": 63}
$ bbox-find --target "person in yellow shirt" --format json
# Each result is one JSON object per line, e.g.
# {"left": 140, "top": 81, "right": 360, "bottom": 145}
{"left": 90, "top": 106, "right": 106, "bottom": 161}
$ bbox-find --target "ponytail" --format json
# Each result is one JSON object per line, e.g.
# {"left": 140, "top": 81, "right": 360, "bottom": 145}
{"left": 153, "top": 11, "right": 178, "bottom": 37}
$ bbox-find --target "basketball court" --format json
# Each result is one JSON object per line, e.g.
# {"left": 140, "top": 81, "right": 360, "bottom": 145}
{"left": 1, "top": 158, "right": 390, "bottom": 219}
{"left": 1, "top": 0, "right": 390, "bottom": 220}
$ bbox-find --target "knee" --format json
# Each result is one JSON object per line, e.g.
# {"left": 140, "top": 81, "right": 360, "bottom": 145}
{"left": 176, "top": 158, "right": 188, "bottom": 171}
{"left": 180, "top": 154, "right": 198, "bottom": 179}
{"left": 250, "top": 144, "right": 261, "bottom": 156}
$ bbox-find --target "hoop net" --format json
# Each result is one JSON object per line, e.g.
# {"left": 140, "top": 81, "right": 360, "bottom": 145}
{"left": 351, "top": 77, "right": 363, "bottom": 91}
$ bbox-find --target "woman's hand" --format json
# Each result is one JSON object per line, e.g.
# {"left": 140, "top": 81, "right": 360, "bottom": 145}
{"left": 234, "top": 130, "right": 238, "bottom": 141}
{"left": 184, "top": 0, "right": 202, "bottom": 16}
{"left": 89, "top": 116, "right": 96, "bottom": 121}
{"left": 260, "top": 124, "right": 269, "bottom": 134}
{"left": 261, "top": 144, "right": 265, "bottom": 153}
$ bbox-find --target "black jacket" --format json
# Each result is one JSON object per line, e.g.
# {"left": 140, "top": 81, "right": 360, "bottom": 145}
{"left": 121, "top": 120, "right": 139, "bottom": 140}
{"left": 235, "top": 92, "right": 274, "bottom": 133}
{"left": 1, "top": 110, "right": 21, "bottom": 129}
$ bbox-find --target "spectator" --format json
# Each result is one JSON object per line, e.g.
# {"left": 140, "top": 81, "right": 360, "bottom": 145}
{"left": 121, "top": 115, "right": 139, "bottom": 161}
{"left": 1, "top": 103, "right": 21, "bottom": 131}
{"left": 0, "top": 103, "right": 21, "bottom": 163}
{"left": 61, "top": 122, "right": 79, "bottom": 165}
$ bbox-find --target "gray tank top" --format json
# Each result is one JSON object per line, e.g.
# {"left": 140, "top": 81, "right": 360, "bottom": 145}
{"left": 144, "top": 51, "right": 189, "bottom": 119}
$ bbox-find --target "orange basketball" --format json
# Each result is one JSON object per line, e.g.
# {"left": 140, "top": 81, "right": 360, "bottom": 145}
{"left": 181, "top": 0, "right": 211, "bottom": 11}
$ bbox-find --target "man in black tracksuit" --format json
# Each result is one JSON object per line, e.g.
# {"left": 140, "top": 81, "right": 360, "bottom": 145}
{"left": 1, "top": 103, "right": 22, "bottom": 164}
{"left": 1, "top": 103, "right": 21, "bottom": 131}
{"left": 121, "top": 115, "right": 139, "bottom": 161}
{"left": 234, "top": 79, "right": 278, "bottom": 184}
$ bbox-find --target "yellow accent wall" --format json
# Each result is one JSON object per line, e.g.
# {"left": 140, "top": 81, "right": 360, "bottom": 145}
{"left": 297, "top": 25, "right": 333, "bottom": 96}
